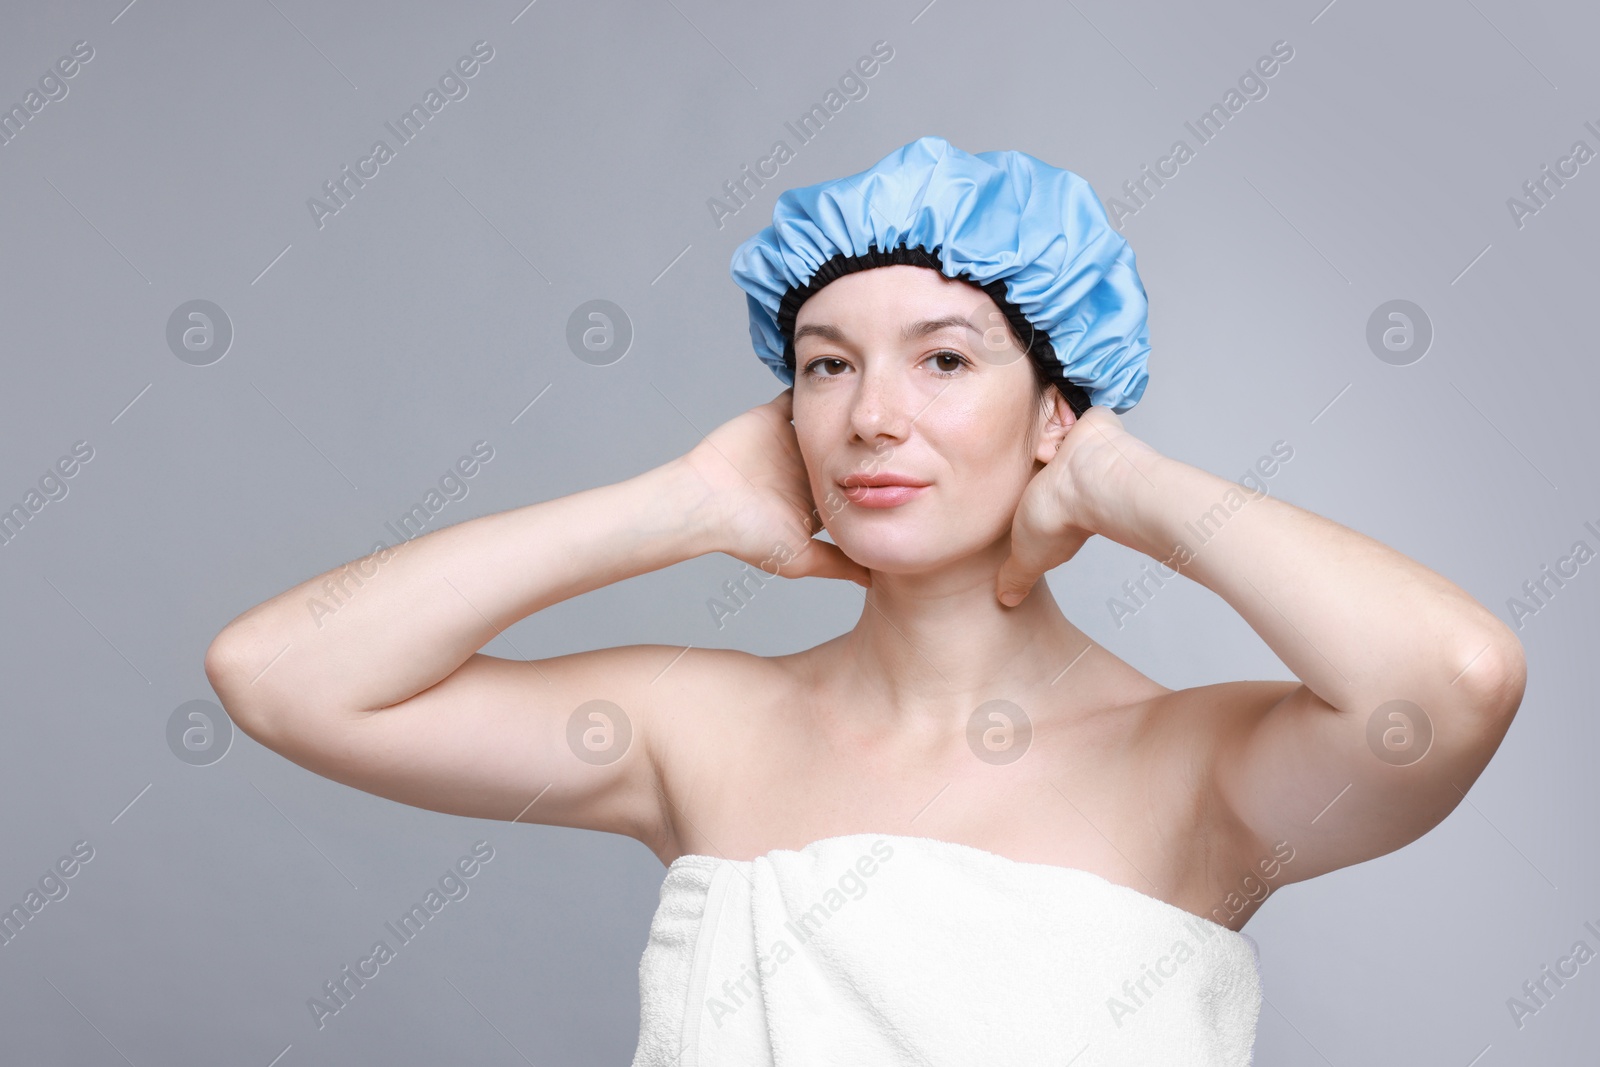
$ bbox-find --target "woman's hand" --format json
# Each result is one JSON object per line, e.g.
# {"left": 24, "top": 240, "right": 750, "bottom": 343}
{"left": 995, "top": 405, "right": 1163, "bottom": 606}
{"left": 676, "top": 388, "right": 872, "bottom": 588}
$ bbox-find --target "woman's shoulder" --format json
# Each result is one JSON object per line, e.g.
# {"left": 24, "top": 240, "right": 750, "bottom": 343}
{"left": 633, "top": 643, "right": 814, "bottom": 753}
{"left": 637, "top": 641, "right": 811, "bottom": 698}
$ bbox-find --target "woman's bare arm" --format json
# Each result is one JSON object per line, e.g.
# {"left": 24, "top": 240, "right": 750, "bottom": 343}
{"left": 995, "top": 405, "right": 1524, "bottom": 882}
{"left": 1093, "top": 444, "right": 1526, "bottom": 880}
{"left": 203, "top": 458, "right": 723, "bottom": 843}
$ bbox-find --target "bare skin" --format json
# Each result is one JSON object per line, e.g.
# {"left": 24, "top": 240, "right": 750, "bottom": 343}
{"left": 204, "top": 266, "right": 1526, "bottom": 935}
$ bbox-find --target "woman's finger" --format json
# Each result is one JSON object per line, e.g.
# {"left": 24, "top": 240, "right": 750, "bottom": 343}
{"left": 997, "top": 523, "right": 1092, "bottom": 606}
{"left": 995, "top": 554, "right": 1040, "bottom": 607}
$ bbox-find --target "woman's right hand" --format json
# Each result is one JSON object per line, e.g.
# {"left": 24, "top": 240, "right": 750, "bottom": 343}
{"left": 675, "top": 388, "right": 872, "bottom": 588}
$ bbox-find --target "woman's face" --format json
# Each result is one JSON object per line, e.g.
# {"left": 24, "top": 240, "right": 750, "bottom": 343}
{"left": 791, "top": 264, "right": 1073, "bottom": 574}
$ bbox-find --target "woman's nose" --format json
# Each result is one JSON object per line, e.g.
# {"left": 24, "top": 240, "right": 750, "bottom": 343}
{"left": 848, "top": 365, "right": 915, "bottom": 441}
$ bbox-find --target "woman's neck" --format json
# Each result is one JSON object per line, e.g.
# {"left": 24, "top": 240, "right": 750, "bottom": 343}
{"left": 820, "top": 570, "right": 1092, "bottom": 733}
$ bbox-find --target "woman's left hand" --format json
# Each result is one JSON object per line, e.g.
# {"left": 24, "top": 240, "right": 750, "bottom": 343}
{"left": 995, "top": 405, "right": 1162, "bottom": 607}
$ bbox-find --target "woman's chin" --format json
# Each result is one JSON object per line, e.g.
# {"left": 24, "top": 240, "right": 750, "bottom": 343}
{"left": 831, "top": 516, "right": 1010, "bottom": 578}
{"left": 830, "top": 533, "right": 946, "bottom": 576}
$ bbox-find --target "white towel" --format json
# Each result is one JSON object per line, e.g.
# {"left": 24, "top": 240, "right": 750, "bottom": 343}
{"left": 632, "top": 833, "right": 1262, "bottom": 1066}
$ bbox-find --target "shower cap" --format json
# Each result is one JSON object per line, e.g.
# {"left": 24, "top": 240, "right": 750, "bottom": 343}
{"left": 729, "top": 134, "right": 1150, "bottom": 413}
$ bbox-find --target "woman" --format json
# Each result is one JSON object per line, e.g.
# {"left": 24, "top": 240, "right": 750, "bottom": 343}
{"left": 205, "top": 136, "right": 1526, "bottom": 1064}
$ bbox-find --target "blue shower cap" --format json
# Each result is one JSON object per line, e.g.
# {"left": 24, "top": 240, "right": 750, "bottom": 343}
{"left": 729, "top": 134, "right": 1150, "bottom": 413}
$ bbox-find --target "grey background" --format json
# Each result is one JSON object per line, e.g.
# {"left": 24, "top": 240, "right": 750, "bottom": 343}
{"left": 1, "top": 0, "right": 1594, "bottom": 1063}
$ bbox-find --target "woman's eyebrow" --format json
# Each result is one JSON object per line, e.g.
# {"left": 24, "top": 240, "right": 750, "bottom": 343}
{"left": 793, "top": 322, "right": 848, "bottom": 345}
{"left": 901, "top": 315, "right": 979, "bottom": 341}
{"left": 793, "top": 316, "right": 980, "bottom": 346}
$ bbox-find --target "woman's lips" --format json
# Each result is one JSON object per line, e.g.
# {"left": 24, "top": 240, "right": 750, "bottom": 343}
{"left": 842, "top": 484, "right": 929, "bottom": 508}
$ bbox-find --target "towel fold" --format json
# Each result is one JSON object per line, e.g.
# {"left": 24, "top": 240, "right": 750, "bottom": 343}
{"left": 632, "top": 833, "right": 1261, "bottom": 1066}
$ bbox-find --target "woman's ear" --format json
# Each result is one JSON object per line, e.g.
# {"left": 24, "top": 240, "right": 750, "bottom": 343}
{"left": 1033, "top": 389, "right": 1077, "bottom": 464}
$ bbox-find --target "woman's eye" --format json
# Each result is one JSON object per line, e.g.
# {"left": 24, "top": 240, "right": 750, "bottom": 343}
{"left": 803, "top": 357, "right": 847, "bottom": 377}
{"left": 926, "top": 350, "right": 970, "bottom": 376}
